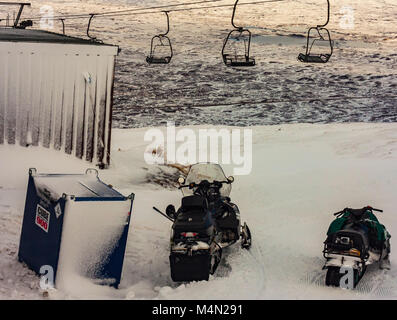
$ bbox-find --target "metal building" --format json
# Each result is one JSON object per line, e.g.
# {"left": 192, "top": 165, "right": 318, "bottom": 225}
{"left": 0, "top": 26, "right": 119, "bottom": 167}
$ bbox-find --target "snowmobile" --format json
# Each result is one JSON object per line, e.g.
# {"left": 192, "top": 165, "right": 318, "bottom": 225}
{"left": 323, "top": 206, "right": 391, "bottom": 288}
{"left": 154, "top": 163, "right": 252, "bottom": 282}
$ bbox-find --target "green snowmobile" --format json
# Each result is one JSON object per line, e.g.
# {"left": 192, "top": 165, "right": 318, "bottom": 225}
{"left": 323, "top": 206, "right": 391, "bottom": 288}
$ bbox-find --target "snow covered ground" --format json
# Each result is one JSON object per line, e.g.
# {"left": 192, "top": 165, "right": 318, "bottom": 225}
{"left": 1, "top": 123, "right": 397, "bottom": 299}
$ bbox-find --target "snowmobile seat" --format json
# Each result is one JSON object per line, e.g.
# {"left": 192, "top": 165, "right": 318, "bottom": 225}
{"left": 172, "top": 196, "right": 212, "bottom": 238}
{"left": 173, "top": 212, "right": 212, "bottom": 236}
{"left": 181, "top": 195, "right": 208, "bottom": 211}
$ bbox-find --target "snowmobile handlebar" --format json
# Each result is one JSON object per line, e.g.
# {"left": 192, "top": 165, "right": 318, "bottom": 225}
{"left": 333, "top": 206, "right": 383, "bottom": 216}
{"left": 178, "top": 179, "right": 231, "bottom": 190}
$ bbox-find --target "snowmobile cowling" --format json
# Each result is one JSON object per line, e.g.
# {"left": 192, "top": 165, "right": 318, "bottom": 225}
{"left": 327, "top": 209, "right": 389, "bottom": 242}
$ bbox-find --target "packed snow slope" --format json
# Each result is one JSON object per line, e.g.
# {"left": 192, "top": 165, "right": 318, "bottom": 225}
{"left": 1, "top": 123, "right": 397, "bottom": 299}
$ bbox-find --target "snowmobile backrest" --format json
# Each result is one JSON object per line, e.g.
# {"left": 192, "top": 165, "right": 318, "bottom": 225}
{"left": 181, "top": 195, "right": 208, "bottom": 211}
{"left": 174, "top": 197, "right": 213, "bottom": 236}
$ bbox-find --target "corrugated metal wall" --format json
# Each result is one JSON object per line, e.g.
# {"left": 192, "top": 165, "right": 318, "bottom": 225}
{"left": 0, "top": 41, "right": 118, "bottom": 166}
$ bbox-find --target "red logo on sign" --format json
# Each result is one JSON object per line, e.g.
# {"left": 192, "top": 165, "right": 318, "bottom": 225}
{"left": 35, "top": 205, "right": 50, "bottom": 233}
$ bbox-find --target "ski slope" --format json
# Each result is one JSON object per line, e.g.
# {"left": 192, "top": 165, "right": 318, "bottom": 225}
{"left": 13, "top": 0, "right": 397, "bottom": 127}
{"left": 1, "top": 123, "right": 397, "bottom": 299}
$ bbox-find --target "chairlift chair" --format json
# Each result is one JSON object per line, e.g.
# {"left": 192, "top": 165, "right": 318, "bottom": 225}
{"left": 222, "top": 0, "right": 255, "bottom": 67}
{"left": 146, "top": 11, "right": 173, "bottom": 65}
{"left": 298, "top": 0, "right": 333, "bottom": 63}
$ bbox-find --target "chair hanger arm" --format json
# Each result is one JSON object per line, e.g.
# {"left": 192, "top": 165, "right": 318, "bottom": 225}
{"left": 231, "top": 0, "right": 242, "bottom": 30}
{"left": 317, "top": 0, "right": 330, "bottom": 28}
{"left": 87, "top": 13, "right": 97, "bottom": 40}
{"left": 159, "top": 11, "right": 170, "bottom": 37}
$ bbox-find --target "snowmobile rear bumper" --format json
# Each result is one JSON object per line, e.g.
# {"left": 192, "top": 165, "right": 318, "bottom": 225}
{"left": 323, "top": 253, "right": 363, "bottom": 270}
{"left": 170, "top": 251, "right": 211, "bottom": 282}
{"left": 324, "top": 249, "right": 381, "bottom": 269}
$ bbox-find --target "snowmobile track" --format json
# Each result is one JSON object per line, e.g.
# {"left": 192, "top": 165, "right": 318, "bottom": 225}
{"left": 213, "top": 250, "right": 233, "bottom": 278}
{"left": 301, "top": 270, "right": 326, "bottom": 288}
{"left": 355, "top": 269, "right": 394, "bottom": 297}
{"left": 301, "top": 266, "right": 395, "bottom": 297}
{"left": 243, "top": 241, "right": 267, "bottom": 298}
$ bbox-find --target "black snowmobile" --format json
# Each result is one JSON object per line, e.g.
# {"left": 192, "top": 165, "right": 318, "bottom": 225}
{"left": 154, "top": 163, "right": 252, "bottom": 282}
{"left": 323, "top": 206, "right": 391, "bottom": 288}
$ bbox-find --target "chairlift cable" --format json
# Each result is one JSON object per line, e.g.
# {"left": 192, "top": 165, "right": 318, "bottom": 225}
{"left": 24, "top": 0, "right": 287, "bottom": 21}
{"left": 23, "top": 0, "right": 226, "bottom": 21}
{"left": 99, "top": 0, "right": 287, "bottom": 18}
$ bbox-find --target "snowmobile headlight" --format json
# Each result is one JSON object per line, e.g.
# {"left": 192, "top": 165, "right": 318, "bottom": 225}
{"left": 349, "top": 248, "right": 361, "bottom": 257}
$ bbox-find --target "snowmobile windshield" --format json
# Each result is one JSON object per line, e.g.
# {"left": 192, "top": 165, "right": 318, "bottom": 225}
{"left": 182, "top": 163, "right": 231, "bottom": 197}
